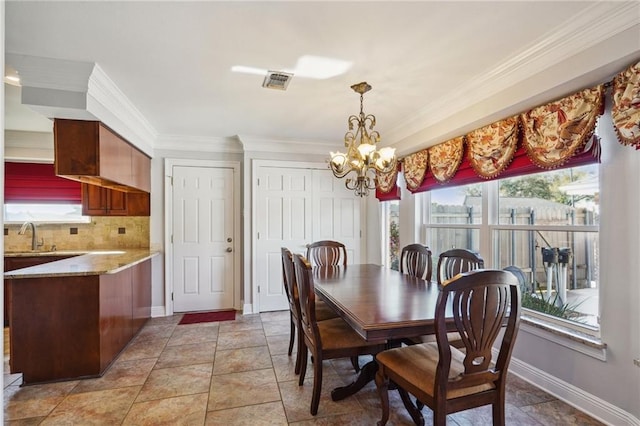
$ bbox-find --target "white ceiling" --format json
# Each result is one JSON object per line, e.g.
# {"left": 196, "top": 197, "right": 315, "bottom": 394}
{"left": 4, "top": 1, "right": 640, "bottom": 156}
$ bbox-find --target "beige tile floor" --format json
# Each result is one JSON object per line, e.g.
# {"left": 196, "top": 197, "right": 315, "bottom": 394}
{"left": 3, "top": 311, "right": 605, "bottom": 425}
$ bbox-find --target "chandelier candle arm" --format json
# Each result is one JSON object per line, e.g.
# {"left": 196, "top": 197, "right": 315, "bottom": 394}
{"left": 328, "top": 82, "right": 398, "bottom": 197}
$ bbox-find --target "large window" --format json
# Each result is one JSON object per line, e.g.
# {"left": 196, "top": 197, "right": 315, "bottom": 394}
{"left": 422, "top": 164, "right": 600, "bottom": 335}
{"left": 382, "top": 200, "right": 400, "bottom": 271}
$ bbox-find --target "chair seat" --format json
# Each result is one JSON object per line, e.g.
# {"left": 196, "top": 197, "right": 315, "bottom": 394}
{"left": 317, "top": 318, "right": 381, "bottom": 351}
{"left": 376, "top": 342, "right": 494, "bottom": 399}
{"left": 315, "top": 301, "right": 339, "bottom": 321}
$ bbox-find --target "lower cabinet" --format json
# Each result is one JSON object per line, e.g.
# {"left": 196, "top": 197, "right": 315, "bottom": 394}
{"left": 4, "top": 255, "right": 76, "bottom": 326}
{"left": 9, "top": 259, "right": 152, "bottom": 384}
{"left": 82, "top": 183, "right": 150, "bottom": 216}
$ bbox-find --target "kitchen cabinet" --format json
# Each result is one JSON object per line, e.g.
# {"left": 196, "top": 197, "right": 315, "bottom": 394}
{"left": 4, "top": 255, "right": 76, "bottom": 326}
{"left": 82, "top": 183, "right": 150, "bottom": 216}
{"left": 8, "top": 258, "right": 152, "bottom": 384}
{"left": 54, "top": 119, "right": 151, "bottom": 193}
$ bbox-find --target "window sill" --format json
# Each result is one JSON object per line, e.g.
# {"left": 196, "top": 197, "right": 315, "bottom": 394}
{"left": 520, "top": 315, "right": 607, "bottom": 361}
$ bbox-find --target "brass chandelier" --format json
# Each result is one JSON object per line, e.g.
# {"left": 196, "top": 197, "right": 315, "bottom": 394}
{"left": 329, "top": 82, "right": 397, "bottom": 197}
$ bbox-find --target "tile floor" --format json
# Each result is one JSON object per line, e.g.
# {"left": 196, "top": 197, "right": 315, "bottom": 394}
{"left": 3, "top": 311, "right": 605, "bottom": 425}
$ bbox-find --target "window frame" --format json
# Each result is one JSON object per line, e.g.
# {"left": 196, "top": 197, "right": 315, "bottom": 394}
{"left": 420, "top": 175, "right": 601, "bottom": 340}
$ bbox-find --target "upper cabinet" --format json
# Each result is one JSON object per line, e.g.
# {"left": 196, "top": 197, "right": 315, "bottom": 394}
{"left": 54, "top": 119, "right": 151, "bottom": 193}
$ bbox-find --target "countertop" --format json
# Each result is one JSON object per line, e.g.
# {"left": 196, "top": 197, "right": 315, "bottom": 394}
{"left": 4, "top": 249, "right": 160, "bottom": 279}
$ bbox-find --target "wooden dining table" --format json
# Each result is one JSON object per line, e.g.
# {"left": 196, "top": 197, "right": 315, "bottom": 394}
{"left": 313, "top": 263, "right": 454, "bottom": 403}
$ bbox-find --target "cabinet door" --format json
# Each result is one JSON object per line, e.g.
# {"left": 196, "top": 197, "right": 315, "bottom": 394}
{"left": 82, "top": 183, "right": 108, "bottom": 215}
{"left": 131, "top": 259, "right": 151, "bottom": 334}
{"left": 107, "top": 190, "right": 128, "bottom": 216}
{"left": 131, "top": 149, "right": 151, "bottom": 193}
{"left": 99, "top": 124, "right": 132, "bottom": 186}
{"left": 126, "top": 192, "right": 151, "bottom": 216}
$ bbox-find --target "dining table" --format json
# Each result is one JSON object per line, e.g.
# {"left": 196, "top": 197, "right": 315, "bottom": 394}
{"left": 313, "top": 263, "right": 454, "bottom": 404}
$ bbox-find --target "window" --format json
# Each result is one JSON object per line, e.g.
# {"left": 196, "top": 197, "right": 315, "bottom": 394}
{"left": 382, "top": 200, "right": 400, "bottom": 270}
{"left": 422, "top": 165, "right": 600, "bottom": 335}
{"left": 4, "top": 162, "right": 87, "bottom": 223}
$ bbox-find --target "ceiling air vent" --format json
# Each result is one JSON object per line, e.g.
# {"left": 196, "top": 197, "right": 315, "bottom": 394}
{"left": 262, "top": 71, "right": 293, "bottom": 90}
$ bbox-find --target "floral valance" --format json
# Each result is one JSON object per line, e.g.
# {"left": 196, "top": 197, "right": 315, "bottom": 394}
{"left": 428, "top": 136, "right": 464, "bottom": 183}
{"left": 612, "top": 60, "right": 640, "bottom": 149}
{"left": 376, "top": 167, "right": 399, "bottom": 194}
{"left": 520, "top": 85, "right": 604, "bottom": 169}
{"left": 403, "top": 149, "right": 428, "bottom": 190}
{"left": 466, "top": 116, "right": 519, "bottom": 179}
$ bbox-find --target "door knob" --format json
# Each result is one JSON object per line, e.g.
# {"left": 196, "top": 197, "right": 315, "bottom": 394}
{"left": 226, "top": 247, "right": 233, "bottom": 253}
{"left": 227, "top": 237, "right": 232, "bottom": 242}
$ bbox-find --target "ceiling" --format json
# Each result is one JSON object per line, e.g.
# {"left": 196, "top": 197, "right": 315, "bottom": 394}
{"left": 4, "top": 1, "right": 640, "bottom": 156}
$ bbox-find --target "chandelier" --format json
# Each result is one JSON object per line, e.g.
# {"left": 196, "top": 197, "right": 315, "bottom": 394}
{"left": 329, "top": 82, "right": 397, "bottom": 197}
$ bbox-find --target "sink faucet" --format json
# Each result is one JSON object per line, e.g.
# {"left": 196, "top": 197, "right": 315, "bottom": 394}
{"left": 18, "top": 221, "right": 44, "bottom": 251}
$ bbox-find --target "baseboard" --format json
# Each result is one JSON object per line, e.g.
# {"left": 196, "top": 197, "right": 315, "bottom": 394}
{"left": 242, "top": 303, "right": 253, "bottom": 315}
{"left": 151, "top": 306, "right": 166, "bottom": 318}
{"left": 508, "top": 355, "right": 639, "bottom": 426}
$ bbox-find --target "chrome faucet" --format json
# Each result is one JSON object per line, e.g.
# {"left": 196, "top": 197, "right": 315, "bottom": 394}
{"left": 18, "top": 221, "right": 44, "bottom": 251}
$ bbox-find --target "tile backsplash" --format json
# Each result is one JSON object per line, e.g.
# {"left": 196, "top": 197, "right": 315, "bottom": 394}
{"left": 4, "top": 217, "right": 150, "bottom": 252}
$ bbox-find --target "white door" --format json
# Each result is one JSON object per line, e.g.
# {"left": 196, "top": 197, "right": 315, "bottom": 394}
{"left": 172, "top": 165, "right": 235, "bottom": 312}
{"left": 255, "top": 167, "right": 313, "bottom": 312}
{"left": 255, "top": 164, "right": 361, "bottom": 312}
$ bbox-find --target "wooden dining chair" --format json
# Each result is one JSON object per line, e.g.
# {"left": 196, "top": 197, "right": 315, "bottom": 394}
{"left": 400, "top": 244, "right": 433, "bottom": 281}
{"left": 437, "top": 248, "right": 485, "bottom": 284}
{"left": 281, "top": 248, "right": 338, "bottom": 374}
{"left": 292, "top": 253, "right": 386, "bottom": 416}
{"left": 306, "top": 240, "right": 347, "bottom": 267}
{"left": 375, "top": 269, "right": 521, "bottom": 426}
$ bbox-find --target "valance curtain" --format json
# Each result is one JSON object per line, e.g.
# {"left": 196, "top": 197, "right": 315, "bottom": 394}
{"left": 612, "top": 60, "right": 640, "bottom": 149}
{"left": 376, "top": 163, "right": 402, "bottom": 201}
{"left": 4, "top": 162, "right": 81, "bottom": 203}
{"left": 400, "top": 83, "right": 604, "bottom": 195}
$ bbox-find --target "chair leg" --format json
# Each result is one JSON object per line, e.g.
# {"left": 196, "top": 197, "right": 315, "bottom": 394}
{"left": 350, "top": 355, "right": 360, "bottom": 373}
{"left": 294, "top": 325, "right": 304, "bottom": 375}
{"left": 310, "top": 353, "right": 323, "bottom": 415}
{"left": 493, "top": 390, "right": 506, "bottom": 426}
{"left": 288, "top": 314, "right": 295, "bottom": 356}
{"left": 398, "top": 386, "right": 424, "bottom": 426}
{"left": 374, "top": 366, "right": 390, "bottom": 426}
{"left": 298, "top": 345, "right": 308, "bottom": 386}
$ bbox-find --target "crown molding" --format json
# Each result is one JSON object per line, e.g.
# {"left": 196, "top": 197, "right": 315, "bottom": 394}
{"left": 5, "top": 53, "right": 94, "bottom": 92}
{"left": 154, "top": 134, "right": 243, "bottom": 153}
{"left": 386, "top": 2, "right": 640, "bottom": 150}
{"left": 87, "top": 64, "right": 157, "bottom": 157}
{"left": 238, "top": 135, "right": 336, "bottom": 155}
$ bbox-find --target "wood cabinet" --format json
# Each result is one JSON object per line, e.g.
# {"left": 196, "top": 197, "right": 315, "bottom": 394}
{"left": 82, "top": 183, "right": 150, "bottom": 216}
{"left": 54, "top": 119, "right": 151, "bottom": 193}
{"left": 4, "top": 255, "right": 76, "bottom": 326}
{"left": 9, "top": 259, "right": 152, "bottom": 384}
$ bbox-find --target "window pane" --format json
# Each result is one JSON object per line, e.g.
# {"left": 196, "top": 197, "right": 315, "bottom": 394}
{"left": 428, "top": 228, "right": 480, "bottom": 258}
{"left": 4, "top": 203, "right": 88, "bottom": 223}
{"left": 430, "top": 183, "right": 482, "bottom": 224}
{"left": 388, "top": 201, "right": 399, "bottom": 271}
{"left": 498, "top": 165, "right": 599, "bottom": 226}
{"left": 494, "top": 229, "right": 598, "bottom": 327}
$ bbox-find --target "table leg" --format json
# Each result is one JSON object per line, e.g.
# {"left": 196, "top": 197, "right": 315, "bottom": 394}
{"left": 330, "top": 360, "right": 378, "bottom": 401}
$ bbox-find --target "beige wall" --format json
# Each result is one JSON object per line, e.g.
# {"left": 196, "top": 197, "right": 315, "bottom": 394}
{"left": 4, "top": 216, "right": 149, "bottom": 252}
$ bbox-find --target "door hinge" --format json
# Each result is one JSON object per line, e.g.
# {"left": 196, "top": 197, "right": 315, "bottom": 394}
{"left": 170, "top": 176, "right": 173, "bottom": 186}
{"left": 171, "top": 235, "right": 173, "bottom": 244}
{"left": 360, "top": 230, "right": 362, "bottom": 238}
{"left": 171, "top": 292, "right": 174, "bottom": 301}
{"left": 257, "top": 286, "right": 260, "bottom": 293}
{"left": 257, "top": 178, "right": 260, "bottom": 186}
{"left": 257, "top": 232, "right": 260, "bottom": 239}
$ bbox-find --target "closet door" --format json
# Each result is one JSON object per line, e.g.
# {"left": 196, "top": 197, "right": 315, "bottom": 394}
{"left": 255, "top": 164, "right": 361, "bottom": 312}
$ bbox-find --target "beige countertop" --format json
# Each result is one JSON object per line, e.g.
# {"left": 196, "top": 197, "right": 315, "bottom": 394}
{"left": 4, "top": 249, "right": 160, "bottom": 279}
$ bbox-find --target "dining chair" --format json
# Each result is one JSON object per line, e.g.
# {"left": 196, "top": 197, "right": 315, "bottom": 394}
{"left": 281, "top": 248, "right": 339, "bottom": 374}
{"left": 408, "top": 248, "right": 485, "bottom": 349}
{"left": 292, "top": 253, "right": 386, "bottom": 416}
{"left": 306, "top": 239, "right": 360, "bottom": 372}
{"left": 437, "top": 248, "right": 485, "bottom": 284}
{"left": 400, "top": 244, "right": 433, "bottom": 281}
{"left": 306, "top": 240, "right": 347, "bottom": 267}
{"left": 375, "top": 269, "right": 521, "bottom": 426}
